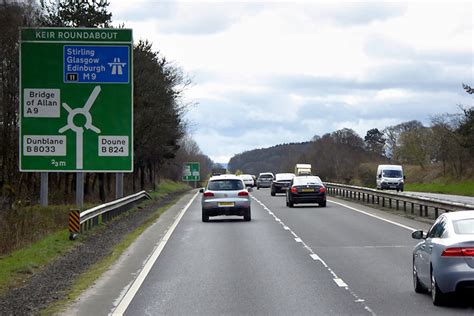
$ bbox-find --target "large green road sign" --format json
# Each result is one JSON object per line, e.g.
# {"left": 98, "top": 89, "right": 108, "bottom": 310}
{"left": 182, "top": 162, "right": 200, "bottom": 181}
{"left": 20, "top": 28, "right": 133, "bottom": 172}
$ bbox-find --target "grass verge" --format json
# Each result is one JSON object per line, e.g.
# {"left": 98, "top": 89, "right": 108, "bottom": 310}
{"left": 0, "top": 230, "right": 75, "bottom": 296}
{"left": 405, "top": 180, "right": 474, "bottom": 197}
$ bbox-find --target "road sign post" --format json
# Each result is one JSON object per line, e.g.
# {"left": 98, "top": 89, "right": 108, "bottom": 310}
{"left": 20, "top": 28, "right": 133, "bottom": 206}
{"left": 182, "top": 162, "right": 200, "bottom": 183}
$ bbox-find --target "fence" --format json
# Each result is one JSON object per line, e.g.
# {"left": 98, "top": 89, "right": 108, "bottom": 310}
{"left": 68, "top": 190, "right": 151, "bottom": 239}
{"left": 325, "top": 183, "right": 474, "bottom": 220}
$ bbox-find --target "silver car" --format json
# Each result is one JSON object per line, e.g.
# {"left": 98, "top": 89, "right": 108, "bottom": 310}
{"left": 412, "top": 210, "right": 474, "bottom": 305}
{"left": 200, "top": 175, "right": 252, "bottom": 222}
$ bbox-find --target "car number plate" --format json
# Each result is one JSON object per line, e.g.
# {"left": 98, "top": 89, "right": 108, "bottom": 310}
{"left": 218, "top": 202, "right": 234, "bottom": 207}
{"left": 301, "top": 188, "right": 315, "bottom": 192}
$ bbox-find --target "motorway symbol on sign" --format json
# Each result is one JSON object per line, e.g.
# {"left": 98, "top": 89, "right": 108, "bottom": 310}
{"left": 20, "top": 28, "right": 133, "bottom": 172}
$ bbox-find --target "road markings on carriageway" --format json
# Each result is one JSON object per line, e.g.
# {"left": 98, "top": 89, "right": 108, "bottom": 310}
{"left": 251, "top": 196, "right": 375, "bottom": 316}
{"left": 112, "top": 191, "right": 199, "bottom": 316}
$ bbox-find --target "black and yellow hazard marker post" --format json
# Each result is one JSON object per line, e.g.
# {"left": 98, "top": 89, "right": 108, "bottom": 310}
{"left": 68, "top": 209, "right": 80, "bottom": 240}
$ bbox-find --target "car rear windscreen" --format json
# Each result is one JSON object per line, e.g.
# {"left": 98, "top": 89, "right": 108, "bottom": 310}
{"left": 453, "top": 218, "right": 474, "bottom": 235}
{"left": 208, "top": 180, "right": 244, "bottom": 191}
{"left": 294, "top": 177, "right": 322, "bottom": 185}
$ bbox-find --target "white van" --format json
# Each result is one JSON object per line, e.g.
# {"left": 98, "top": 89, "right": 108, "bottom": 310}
{"left": 376, "top": 165, "right": 405, "bottom": 192}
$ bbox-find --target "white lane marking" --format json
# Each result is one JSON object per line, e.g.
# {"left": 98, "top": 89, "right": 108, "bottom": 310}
{"left": 328, "top": 199, "right": 417, "bottom": 232}
{"left": 112, "top": 191, "right": 199, "bottom": 316}
{"left": 334, "top": 278, "right": 348, "bottom": 287}
{"left": 251, "top": 195, "right": 375, "bottom": 316}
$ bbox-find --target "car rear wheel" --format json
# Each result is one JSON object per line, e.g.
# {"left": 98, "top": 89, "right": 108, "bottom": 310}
{"left": 413, "top": 262, "right": 426, "bottom": 293}
{"left": 244, "top": 208, "right": 251, "bottom": 221}
{"left": 319, "top": 201, "right": 326, "bottom": 207}
{"left": 271, "top": 189, "right": 276, "bottom": 196}
{"left": 431, "top": 272, "right": 447, "bottom": 305}
{"left": 202, "top": 210, "right": 209, "bottom": 222}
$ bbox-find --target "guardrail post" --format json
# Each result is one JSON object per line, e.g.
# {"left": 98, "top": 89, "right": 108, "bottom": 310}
{"left": 424, "top": 205, "right": 428, "bottom": 217}
{"left": 389, "top": 198, "right": 392, "bottom": 209}
{"left": 382, "top": 197, "right": 385, "bottom": 207}
{"left": 377, "top": 196, "right": 380, "bottom": 205}
{"left": 372, "top": 195, "right": 374, "bottom": 204}
{"left": 403, "top": 201, "right": 406, "bottom": 212}
{"left": 419, "top": 205, "right": 423, "bottom": 216}
{"left": 68, "top": 209, "right": 80, "bottom": 240}
{"left": 411, "top": 203, "right": 414, "bottom": 214}
{"left": 396, "top": 200, "right": 399, "bottom": 210}
{"left": 434, "top": 207, "right": 439, "bottom": 218}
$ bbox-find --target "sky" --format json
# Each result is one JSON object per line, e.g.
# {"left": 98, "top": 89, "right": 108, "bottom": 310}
{"left": 110, "top": 0, "right": 473, "bottom": 164}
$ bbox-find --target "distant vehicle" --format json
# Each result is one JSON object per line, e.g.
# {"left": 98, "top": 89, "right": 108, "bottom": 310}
{"left": 411, "top": 210, "right": 474, "bottom": 305}
{"left": 239, "top": 174, "right": 255, "bottom": 187}
{"left": 200, "top": 174, "right": 252, "bottom": 222}
{"left": 295, "top": 163, "right": 312, "bottom": 176}
{"left": 211, "top": 167, "right": 227, "bottom": 176}
{"left": 286, "top": 175, "right": 326, "bottom": 207}
{"left": 376, "top": 164, "right": 405, "bottom": 192}
{"left": 257, "top": 172, "right": 274, "bottom": 189}
{"left": 271, "top": 173, "right": 295, "bottom": 196}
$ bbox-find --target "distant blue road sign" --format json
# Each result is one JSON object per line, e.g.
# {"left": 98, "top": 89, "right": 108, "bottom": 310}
{"left": 64, "top": 46, "right": 129, "bottom": 83}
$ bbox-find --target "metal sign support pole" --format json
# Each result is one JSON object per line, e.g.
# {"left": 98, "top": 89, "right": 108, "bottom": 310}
{"left": 116, "top": 172, "right": 124, "bottom": 199}
{"left": 40, "top": 172, "right": 48, "bottom": 206}
{"left": 76, "top": 172, "right": 84, "bottom": 208}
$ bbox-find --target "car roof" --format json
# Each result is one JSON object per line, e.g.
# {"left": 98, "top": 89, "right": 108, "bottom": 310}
{"left": 209, "top": 174, "right": 242, "bottom": 181}
{"left": 275, "top": 173, "right": 295, "bottom": 179}
{"left": 258, "top": 172, "right": 274, "bottom": 176}
{"left": 441, "top": 210, "right": 474, "bottom": 221}
{"left": 293, "top": 175, "right": 322, "bottom": 183}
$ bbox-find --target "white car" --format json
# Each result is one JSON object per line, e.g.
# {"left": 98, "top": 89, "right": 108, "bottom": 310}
{"left": 200, "top": 175, "right": 252, "bottom": 222}
{"left": 239, "top": 174, "right": 255, "bottom": 187}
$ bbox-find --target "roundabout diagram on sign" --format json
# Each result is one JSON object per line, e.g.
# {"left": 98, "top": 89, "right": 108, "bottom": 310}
{"left": 59, "top": 85, "right": 101, "bottom": 169}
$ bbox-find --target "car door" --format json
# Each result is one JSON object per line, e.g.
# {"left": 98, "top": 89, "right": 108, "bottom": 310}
{"left": 418, "top": 217, "right": 447, "bottom": 284}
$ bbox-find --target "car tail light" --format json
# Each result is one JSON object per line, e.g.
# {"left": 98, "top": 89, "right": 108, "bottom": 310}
{"left": 291, "top": 187, "right": 297, "bottom": 193}
{"left": 319, "top": 187, "right": 326, "bottom": 193}
{"left": 442, "top": 247, "right": 474, "bottom": 257}
{"left": 203, "top": 192, "right": 214, "bottom": 197}
{"left": 238, "top": 191, "right": 249, "bottom": 196}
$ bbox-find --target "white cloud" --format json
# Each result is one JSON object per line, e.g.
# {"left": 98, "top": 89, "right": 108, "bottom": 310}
{"left": 110, "top": 1, "right": 473, "bottom": 162}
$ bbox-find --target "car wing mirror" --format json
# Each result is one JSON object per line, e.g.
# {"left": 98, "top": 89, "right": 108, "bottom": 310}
{"left": 404, "top": 175, "right": 406, "bottom": 180}
{"left": 411, "top": 230, "right": 424, "bottom": 240}
{"left": 378, "top": 174, "right": 382, "bottom": 179}
{"left": 199, "top": 188, "right": 204, "bottom": 193}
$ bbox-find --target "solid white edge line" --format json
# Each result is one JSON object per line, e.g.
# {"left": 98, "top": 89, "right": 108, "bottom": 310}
{"left": 112, "top": 191, "right": 199, "bottom": 316}
{"left": 328, "top": 199, "right": 417, "bottom": 232}
{"left": 333, "top": 278, "right": 348, "bottom": 287}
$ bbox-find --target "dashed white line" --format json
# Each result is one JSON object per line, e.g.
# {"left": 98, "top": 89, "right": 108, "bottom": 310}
{"left": 251, "top": 195, "right": 375, "bottom": 315}
{"left": 334, "top": 278, "right": 348, "bottom": 287}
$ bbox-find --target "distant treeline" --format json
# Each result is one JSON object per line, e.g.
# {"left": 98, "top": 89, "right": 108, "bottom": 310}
{"left": 0, "top": 1, "right": 214, "bottom": 209}
{"left": 229, "top": 88, "right": 473, "bottom": 185}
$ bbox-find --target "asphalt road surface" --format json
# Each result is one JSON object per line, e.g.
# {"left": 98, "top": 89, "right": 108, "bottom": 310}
{"left": 64, "top": 189, "right": 474, "bottom": 315}
{"left": 114, "top": 189, "right": 473, "bottom": 315}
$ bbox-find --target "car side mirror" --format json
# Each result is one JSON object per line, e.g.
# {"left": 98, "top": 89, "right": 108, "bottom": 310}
{"left": 411, "top": 230, "right": 424, "bottom": 240}
{"left": 404, "top": 175, "right": 406, "bottom": 180}
{"left": 378, "top": 174, "right": 381, "bottom": 179}
{"left": 199, "top": 188, "right": 204, "bottom": 193}
{"left": 248, "top": 187, "right": 253, "bottom": 192}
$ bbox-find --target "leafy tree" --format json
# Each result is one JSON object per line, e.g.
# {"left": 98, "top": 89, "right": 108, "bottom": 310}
{"left": 364, "top": 128, "right": 385, "bottom": 156}
{"left": 41, "top": 0, "right": 112, "bottom": 27}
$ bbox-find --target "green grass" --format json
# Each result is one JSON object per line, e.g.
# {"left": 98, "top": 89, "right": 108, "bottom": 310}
{"left": 0, "top": 180, "right": 190, "bottom": 301}
{"left": 0, "top": 230, "right": 75, "bottom": 295}
{"left": 405, "top": 180, "right": 474, "bottom": 196}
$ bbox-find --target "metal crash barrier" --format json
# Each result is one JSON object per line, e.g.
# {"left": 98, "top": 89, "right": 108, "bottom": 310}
{"left": 325, "top": 182, "right": 474, "bottom": 220}
{"left": 68, "top": 190, "right": 151, "bottom": 240}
